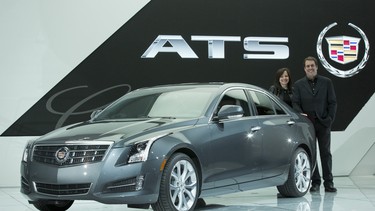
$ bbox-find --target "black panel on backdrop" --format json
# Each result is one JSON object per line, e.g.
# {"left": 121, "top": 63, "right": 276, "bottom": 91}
{"left": 2, "top": 0, "right": 374, "bottom": 136}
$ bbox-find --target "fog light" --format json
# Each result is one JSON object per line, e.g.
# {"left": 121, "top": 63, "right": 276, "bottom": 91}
{"left": 135, "top": 175, "right": 145, "bottom": 191}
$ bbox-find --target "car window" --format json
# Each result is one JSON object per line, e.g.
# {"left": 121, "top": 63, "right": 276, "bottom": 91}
{"left": 95, "top": 88, "right": 215, "bottom": 120}
{"left": 148, "top": 90, "right": 212, "bottom": 118}
{"left": 216, "top": 89, "right": 250, "bottom": 116}
{"left": 96, "top": 94, "right": 159, "bottom": 119}
{"left": 247, "top": 90, "right": 286, "bottom": 115}
{"left": 273, "top": 100, "right": 286, "bottom": 115}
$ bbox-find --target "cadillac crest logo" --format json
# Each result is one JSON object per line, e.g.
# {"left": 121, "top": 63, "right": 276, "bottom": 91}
{"left": 317, "top": 22, "right": 370, "bottom": 78}
{"left": 55, "top": 147, "right": 70, "bottom": 164}
{"left": 326, "top": 36, "right": 360, "bottom": 65}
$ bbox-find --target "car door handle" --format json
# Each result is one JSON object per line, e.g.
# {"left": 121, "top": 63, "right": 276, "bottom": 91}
{"left": 251, "top": 126, "right": 261, "bottom": 132}
{"left": 287, "top": 120, "right": 295, "bottom": 126}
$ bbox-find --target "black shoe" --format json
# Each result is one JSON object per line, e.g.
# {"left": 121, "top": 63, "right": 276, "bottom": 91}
{"left": 310, "top": 184, "right": 320, "bottom": 192}
{"left": 325, "top": 185, "right": 337, "bottom": 192}
{"left": 195, "top": 198, "right": 206, "bottom": 209}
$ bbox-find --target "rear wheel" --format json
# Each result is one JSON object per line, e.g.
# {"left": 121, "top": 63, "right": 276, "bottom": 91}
{"left": 277, "top": 148, "right": 311, "bottom": 197}
{"left": 33, "top": 200, "right": 74, "bottom": 211}
{"left": 152, "top": 153, "right": 199, "bottom": 211}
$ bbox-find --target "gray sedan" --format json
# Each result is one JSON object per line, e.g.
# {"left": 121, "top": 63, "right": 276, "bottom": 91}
{"left": 21, "top": 83, "right": 316, "bottom": 211}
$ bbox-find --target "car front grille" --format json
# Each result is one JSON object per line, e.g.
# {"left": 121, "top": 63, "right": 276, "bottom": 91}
{"left": 35, "top": 182, "right": 91, "bottom": 195}
{"left": 32, "top": 142, "right": 112, "bottom": 166}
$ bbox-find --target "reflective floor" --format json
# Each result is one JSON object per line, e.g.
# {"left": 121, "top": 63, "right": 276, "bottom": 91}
{"left": 1, "top": 176, "right": 374, "bottom": 211}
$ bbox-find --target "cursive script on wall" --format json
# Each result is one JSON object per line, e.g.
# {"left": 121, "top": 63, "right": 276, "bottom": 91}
{"left": 46, "top": 84, "right": 131, "bottom": 129}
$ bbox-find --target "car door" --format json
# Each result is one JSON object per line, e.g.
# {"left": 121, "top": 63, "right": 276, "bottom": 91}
{"left": 247, "top": 89, "right": 297, "bottom": 178}
{"left": 206, "top": 89, "right": 263, "bottom": 189}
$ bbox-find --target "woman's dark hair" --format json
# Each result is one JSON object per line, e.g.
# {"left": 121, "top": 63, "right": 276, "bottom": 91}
{"left": 274, "top": 67, "right": 292, "bottom": 91}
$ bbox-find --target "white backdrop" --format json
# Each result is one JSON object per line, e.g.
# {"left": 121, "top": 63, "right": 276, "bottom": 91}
{"left": 0, "top": 0, "right": 374, "bottom": 187}
{"left": 0, "top": 0, "right": 150, "bottom": 187}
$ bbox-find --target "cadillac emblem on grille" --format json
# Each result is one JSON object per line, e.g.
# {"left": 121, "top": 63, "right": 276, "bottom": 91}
{"left": 55, "top": 147, "right": 70, "bottom": 164}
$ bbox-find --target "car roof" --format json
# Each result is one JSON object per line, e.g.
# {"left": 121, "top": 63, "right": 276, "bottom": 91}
{"left": 135, "top": 82, "right": 262, "bottom": 92}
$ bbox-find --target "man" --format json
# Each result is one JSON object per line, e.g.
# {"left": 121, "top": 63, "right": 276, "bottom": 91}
{"left": 292, "top": 56, "right": 337, "bottom": 192}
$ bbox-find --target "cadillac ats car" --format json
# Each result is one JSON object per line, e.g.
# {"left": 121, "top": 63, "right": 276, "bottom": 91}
{"left": 21, "top": 83, "right": 316, "bottom": 211}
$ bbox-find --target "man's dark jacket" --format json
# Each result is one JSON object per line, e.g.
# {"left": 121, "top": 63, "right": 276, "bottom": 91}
{"left": 292, "top": 75, "right": 337, "bottom": 128}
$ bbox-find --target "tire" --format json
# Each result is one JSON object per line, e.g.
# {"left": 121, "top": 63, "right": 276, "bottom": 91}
{"left": 33, "top": 200, "right": 74, "bottom": 211}
{"left": 152, "top": 153, "right": 199, "bottom": 211}
{"left": 277, "top": 148, "right": 311, "bottom": 197}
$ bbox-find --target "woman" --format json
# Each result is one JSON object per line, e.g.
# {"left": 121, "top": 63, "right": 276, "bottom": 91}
{"left": 269, "top": 67, "right": 293, "bottom": 107}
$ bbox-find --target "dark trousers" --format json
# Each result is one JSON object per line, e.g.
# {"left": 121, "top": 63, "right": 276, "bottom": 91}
{"left": 312, "top": 121, "right": 334, "bottom": 187}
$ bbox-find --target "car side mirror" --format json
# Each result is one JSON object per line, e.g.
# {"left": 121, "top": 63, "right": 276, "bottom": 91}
{"left": 216, "top": 105, "right": 244, "bottom": 120}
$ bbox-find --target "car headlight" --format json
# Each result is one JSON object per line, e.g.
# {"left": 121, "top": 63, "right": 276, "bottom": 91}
{"left": 128, "top": 134, "right": 168, "bottom": 164}
{"left": 128, "top": 141, "right": 149, "bottom": 163}
{"left": 22, "top": 142, "right": 32, "bottom": 163}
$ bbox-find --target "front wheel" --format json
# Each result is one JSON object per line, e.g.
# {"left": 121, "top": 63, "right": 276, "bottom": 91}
{"left": 32, "top": 200, "right": 74, "bottom": 211}
{"left": 277, "top": 148, "right": 311, "bottom": 197}
{"left": 152, "top": 153, "right": 200, "bottom": 211}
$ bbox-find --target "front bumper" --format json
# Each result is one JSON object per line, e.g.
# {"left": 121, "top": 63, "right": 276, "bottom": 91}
{"left": 20, "top": 147, "right": 163, "bottom": 205}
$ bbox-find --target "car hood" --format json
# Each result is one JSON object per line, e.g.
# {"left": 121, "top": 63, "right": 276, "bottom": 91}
{"left": 35, "top": 118, "right": 200, "bottom": 145}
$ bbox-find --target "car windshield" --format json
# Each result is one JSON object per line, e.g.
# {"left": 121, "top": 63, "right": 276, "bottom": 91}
{"left": 94, "top": 87, "right": 216, "bottom": 120}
